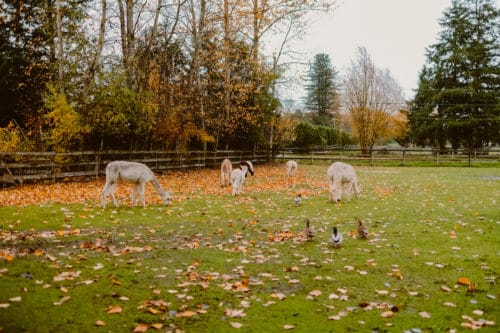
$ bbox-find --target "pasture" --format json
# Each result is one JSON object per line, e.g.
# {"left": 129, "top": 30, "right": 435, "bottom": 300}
{"left": 0, "top": 164, "right": 499, "bottom": 332}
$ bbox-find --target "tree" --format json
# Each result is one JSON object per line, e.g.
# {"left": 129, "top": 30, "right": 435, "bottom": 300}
{"left": 343, "top": 47, "right": 405, "bottom": 153}
{"left": 304, "top": 53, "right": 338, "bottom": 126}
{"left": 0, "top": 0, "right": 52, "bottom": 136}
{"left": 410, "top": 0, "right": 499, "bottom": 149}
{"left": 43, "top": 84, "right": 89, "bottom": 153}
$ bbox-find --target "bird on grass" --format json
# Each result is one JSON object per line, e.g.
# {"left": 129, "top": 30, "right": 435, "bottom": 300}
{"left": 294, "top": 193, "right": 302, "bottom": 206}
{"left": 304, "top": 219, "right": 315, "bottom": 241}
{"left": 331, "top": 226, "right": 343, "bottom": 248}
{"left": 357, "top": 219, "right": 368, "bottom": 239}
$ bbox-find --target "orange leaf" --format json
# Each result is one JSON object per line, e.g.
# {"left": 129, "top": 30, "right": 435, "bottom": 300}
{"left": 457, "top": 277, "right": 471, "bottom": 286}
{"left": 106, "top": 306, "right": 122, "bottom": 314}
{"left": 150, "top": 323, "right": 163, "bottom": 329}
{"left": 95, "top": 320, "right": 106, "bottom": 326}
{"left": 133, "top": 323, "right": 148, "bottom": 332}
{"left": 175, "top": 310, "right": 197, "bottom": 318}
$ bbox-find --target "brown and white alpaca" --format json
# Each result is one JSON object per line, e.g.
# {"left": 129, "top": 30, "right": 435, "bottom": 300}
{"left": 327, "top": 162, "right": 360, "bottom": 203}
{"left": 285, "top": 160, "right": 298, "bottom": 177}
{"left": 220, "top": 158, "right": 233, "bottom": 187}
{"left": 230, "top": 160, "right": 254, "bottom": 196}
{"left": 101, "top": 161, "right": 170, "bottom": 208}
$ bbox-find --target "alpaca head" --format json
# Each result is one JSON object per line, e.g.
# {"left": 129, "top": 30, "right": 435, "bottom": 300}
{"left": 241, "top": 161, "right": 254, "bottom": 176}
{"left": 329, "top": 184, "right": 341, "bottom": 203}
{"left": 161, "top": 191, "right": 171, "bottom": 205}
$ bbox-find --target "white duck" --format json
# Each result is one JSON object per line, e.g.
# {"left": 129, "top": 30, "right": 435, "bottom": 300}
{"left": 331, "top": 226, "right": 343, "bottom": 248}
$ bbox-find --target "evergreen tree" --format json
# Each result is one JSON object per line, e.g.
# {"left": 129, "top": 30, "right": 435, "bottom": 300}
{"left": 304, "top": 53, "right": 338, "bottom": 126}
{"left": 410, "top": 0, "right": 499, "bottom": 149}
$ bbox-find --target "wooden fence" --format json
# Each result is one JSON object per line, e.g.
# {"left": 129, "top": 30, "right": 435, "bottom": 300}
{"left": 275, "top": 147, "right": 500, "bottom": 167}
{"left": 1, "top": 147, "right": 498, "bottom": 186}
{"left": 0, "top": 150, "right": 270, "bottom": 186}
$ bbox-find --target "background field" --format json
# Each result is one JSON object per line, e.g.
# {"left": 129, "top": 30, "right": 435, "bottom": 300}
{"left": 0, "top": 164, "right": 499, "bottom": 332}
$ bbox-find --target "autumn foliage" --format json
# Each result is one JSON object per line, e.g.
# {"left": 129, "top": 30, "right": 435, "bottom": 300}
{"left": 0, "top": 165, "right": 324, "bottom": 207}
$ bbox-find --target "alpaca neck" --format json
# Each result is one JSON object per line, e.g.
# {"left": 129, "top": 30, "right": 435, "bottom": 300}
{"left": 150, "top": 177, "right": 165, "bottom": 196}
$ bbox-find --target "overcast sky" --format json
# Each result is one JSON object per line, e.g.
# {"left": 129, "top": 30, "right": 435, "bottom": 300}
{"left": 270, "top": 0, "right": 455, "bottom": 103}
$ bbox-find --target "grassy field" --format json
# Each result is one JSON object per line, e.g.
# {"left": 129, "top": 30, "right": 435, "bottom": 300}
{"left": 0, "top": 164, "right": 499, "bottom": 332}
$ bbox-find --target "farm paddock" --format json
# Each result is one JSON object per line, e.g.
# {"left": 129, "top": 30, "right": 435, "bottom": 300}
{"left": 0, "top": 165, "right": 499, "bottom": 332}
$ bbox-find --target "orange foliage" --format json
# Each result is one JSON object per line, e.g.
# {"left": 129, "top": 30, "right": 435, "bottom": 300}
{"left": 0, "top": 165, "right": 327, "bottom": 206}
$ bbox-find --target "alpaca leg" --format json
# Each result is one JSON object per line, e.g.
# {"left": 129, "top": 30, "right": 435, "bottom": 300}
{"left": 344, "top": 182, "right": 352, "bottom": 201}
{"left": 107, "top": 182, "right": 118, "bottom": 207}
{"left": 139, "top": 182, "right": 146, "bottom": 206}
{"left": 101, "top": 183, "right": 109, "bottom": 208}
{"left": 353, "top": 180, "right": 360, "bottom": 197}
{"left": 132, "top": 182, "right": 140, "bottom": 206}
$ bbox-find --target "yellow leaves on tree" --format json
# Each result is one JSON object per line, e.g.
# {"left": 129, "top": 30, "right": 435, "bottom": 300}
{"left": 0, "top": 121, "right": 23, "bottom": 152}
{"left": 43, "top": 84, "right": 89, "bottom": 153}
{"left": 350, "top": 107, "right": 391, "bottom": 154}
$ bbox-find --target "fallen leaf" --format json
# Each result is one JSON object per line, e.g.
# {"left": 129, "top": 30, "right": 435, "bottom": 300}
{"left": 54, "top": 295, "right": 71, "bottom": 306}
{"left": 106, "top": 306, "right": 122, "bottom": 314}
{"left": 133, "top": 323, "right": 148, "bottom": 332}
{"left": 95, "top": 320, "right": 106, "bottom": 326}
{"left": 381, "top": 311, "right": 394, "bottom": 318}
{"left": 151, "top": 323, "right": 163, "bottom": 329}
{"left": 308, "top": 290, "right": 322, "bottom": 297}
{"left": 284, "top": 324, "right": 295, "bottom": 330}
{"left": 230, "top": 322, "right": 243, "bottom": 328}
{"left": 419, "top": 311, "right": 431, "bottom": 319}
{"left": 225, "top": 309, "right": 246, "bottom": 318}
{"left": 457, "top": 277, "right": 471, "bottom": 286}
{"left": 175, "top": 310, "right": 197, "bottom": 318}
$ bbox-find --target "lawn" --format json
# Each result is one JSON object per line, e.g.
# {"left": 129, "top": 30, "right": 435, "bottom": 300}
{"left": 0, "top": 164, "right": 499, "bottom": 332}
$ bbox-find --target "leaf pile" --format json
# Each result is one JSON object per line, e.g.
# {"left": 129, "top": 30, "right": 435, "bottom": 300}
{"left": 0, "top": 165, "right": 323, "bottom": 206}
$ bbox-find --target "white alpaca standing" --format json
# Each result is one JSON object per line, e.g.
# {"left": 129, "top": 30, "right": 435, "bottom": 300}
{"left": 220, "top": 158, "right": 233, "bottom": 187}
{"left": 230, "top": 160, "right": 254, "bottom": 196}
{"left": 285, "top": 160, "right": 298, "bottom": 176}
{"left": 101, "top": 161, "right": 170, "bottom": 208}
{"left": 327, "top": 162, "right": 360, "bottom": 203}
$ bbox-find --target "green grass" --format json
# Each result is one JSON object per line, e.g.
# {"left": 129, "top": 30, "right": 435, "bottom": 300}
{"left": 0, "top": 166, "right": 499, "bottom": 332}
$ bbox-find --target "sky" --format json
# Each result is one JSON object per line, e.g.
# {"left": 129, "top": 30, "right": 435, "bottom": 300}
{"left": 270, "top": 0, "right": 454, "bottom": 104}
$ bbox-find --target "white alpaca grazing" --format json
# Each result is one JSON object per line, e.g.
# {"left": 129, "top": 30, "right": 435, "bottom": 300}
{"left": 101, "top": 161, "right": 170, "bottom": 208}
{"left": 327, "top": 162, "right": 360, "bottom": 203}
{"left": 285, "top": 160, "right": 298, "bottom": 176}
{"left": 230, "top": 160, "right": 254, "bottom": 196}
{"left": 220, "top": 158, "right": 233, "bottom": 187}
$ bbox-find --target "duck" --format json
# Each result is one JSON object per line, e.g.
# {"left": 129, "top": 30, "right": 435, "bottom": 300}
{"left": 357, "top": 219, "right": 368, "bottom": 239}
{"left": 294, "top": 194, "right": 302, "bottom": 206}
{"left": 304, "top": 219, "right": 315, "bottom": 241}
{"left": 331, "top": 226, "right": 343, "bottom": 248}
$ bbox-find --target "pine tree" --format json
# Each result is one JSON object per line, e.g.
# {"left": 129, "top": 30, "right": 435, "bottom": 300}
{"left": 304, "top": 53, "right": 338, "bottom": 126}
{"left": 410, "top": 0, "right": 499, "bottom": 149}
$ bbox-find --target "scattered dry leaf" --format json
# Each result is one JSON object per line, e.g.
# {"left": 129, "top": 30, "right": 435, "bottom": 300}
{"left": 106, "top": 306, "right": 122, "bottom": 314}
{"left": 133, "top": 323, "right": 148, "bottom": 332}
{"left": 95, "top": 320, "right": 106, "bottom": 327}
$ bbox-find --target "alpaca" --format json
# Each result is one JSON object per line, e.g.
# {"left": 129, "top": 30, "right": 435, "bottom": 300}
{"left": 285, "top": 160, "right": 298, "bottom": 176}
{"left": 327, "top": 162, "right": 360, "bottom": 203}
{"left": 220, "top": 158, "right": 233, "bottom": 187}
{"left": 101, "top": 161, "right": 170, "bottom": 208}
{"left": 230, "top": 160, "right": 254, "bottom": 196}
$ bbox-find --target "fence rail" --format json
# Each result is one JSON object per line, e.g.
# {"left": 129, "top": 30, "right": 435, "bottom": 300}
{"left": 275, "top": 147, "right": 500, "bottom": 167}
{"left": 1, "top": 147, "right": 498, "bottom": 186}
{"left": 0, "top": 150, "right": 270, "bottom": 185}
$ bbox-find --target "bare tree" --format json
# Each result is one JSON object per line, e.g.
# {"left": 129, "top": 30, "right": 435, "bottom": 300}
{"left": 343, "top": 46, "right": 405, "bottom": 153}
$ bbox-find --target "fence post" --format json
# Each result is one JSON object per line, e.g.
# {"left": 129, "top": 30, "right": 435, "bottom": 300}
{"left": 436, "top": 150, "right": 439, "bottom": 166}
{"left": 370, "top": 150, "right": 374, "bottom": 166}
{"left": 468, "top": 149, "right": 472, "bottom": 167}
{"left": 402, "top": 149, "right": 406, "bottom": 166}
